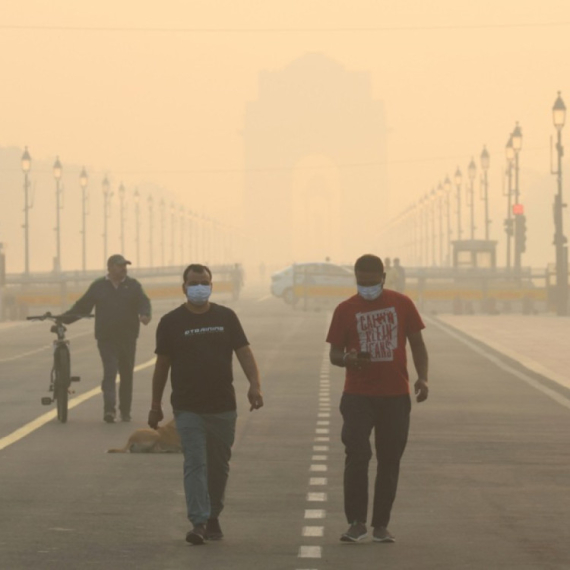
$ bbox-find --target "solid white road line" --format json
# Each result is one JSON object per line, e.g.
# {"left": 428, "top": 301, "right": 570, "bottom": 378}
{"left": 430, "top": 317, "right": 570, "bottom": 411}
{"left": 0, "top": 357, "right": 157, "bottom": 452}
{"left": 0, "top": 330, "right": 92, "bottom": 364}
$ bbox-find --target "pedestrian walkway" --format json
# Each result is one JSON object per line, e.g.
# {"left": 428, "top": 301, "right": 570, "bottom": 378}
{"left": 435, "top": 314, "right": 570, "bottom": 391}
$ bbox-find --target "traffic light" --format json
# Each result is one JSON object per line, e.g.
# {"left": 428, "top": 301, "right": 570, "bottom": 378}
{"left": 503, "top": 218, "right": 514, "bottom": 237}
{"left": 515, "top": 215, "right": 527, "bottom": 253}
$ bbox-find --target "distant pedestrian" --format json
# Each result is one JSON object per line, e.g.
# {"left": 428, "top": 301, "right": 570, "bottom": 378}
{"left": 148, "top": 263, "right": 263, "bottom": 545}
{"left": 384, "top": 257, "right": 398, "bottom": 290}
{"left": 326, "top": 254, "right": 428, "bottom": 543}
{"left": 63, "top": 254, "right": 151, "bottom": 423}
{"left": 231, "top": 263, "right": 244, "bottom": 300}
{"left": 392, "top": 258, "right": 406, "bottom": 293}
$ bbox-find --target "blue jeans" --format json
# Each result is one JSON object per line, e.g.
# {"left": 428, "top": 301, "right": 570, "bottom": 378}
{"left": 174, "top": 410, "right": 237, "bottom": 525}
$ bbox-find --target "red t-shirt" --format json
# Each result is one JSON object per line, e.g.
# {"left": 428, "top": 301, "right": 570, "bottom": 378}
{"left": 326, "top": 289, "right": 425, "bottom": 397}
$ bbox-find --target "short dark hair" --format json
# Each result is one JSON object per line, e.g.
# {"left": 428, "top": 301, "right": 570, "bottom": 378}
{"left": 183, "top": 264, "right": 212, "bottom": 282}
{"left": 354, "top": 254, "right": 384, "bottom": 274}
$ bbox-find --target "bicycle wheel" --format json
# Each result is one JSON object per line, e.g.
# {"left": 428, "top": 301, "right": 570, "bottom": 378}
{"left": 54, "top": 346, "right": 70, "bottom": 423}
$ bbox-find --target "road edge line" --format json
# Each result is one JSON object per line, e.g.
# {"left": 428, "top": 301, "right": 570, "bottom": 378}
{"left": 0, "top": 357, "right": 156, "bottom": 452}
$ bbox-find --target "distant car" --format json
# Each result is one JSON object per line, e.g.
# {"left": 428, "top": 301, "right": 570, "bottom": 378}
{"left": 270, "top": 262, "right": 355, "bottom": 304}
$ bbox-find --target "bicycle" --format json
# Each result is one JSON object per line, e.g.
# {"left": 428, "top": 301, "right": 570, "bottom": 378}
{"left": 27, "top": 312, "right": 94, "bottom": 423}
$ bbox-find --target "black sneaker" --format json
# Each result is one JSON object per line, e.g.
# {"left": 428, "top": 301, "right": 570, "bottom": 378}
{"left": 340, "top": 522, "right": 368, "bottom": 542}
{"left": 104, "top": 412, "right": 116, "bottom": 423}
{"left": 186, "top": 523, "right": 206, "bottom": 545}
{"left": 373, "top": 527, "right": 395, "bottom": 543}
{"left": 120, "top": 414, "right": 131, "bottom": 422}
{"left": 205, "top": 518, "right": 223, "bottom": 540}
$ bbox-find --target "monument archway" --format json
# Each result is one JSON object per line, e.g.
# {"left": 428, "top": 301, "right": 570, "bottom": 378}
{"left": 243, "top": 52, "right": 387, "bottom": 267}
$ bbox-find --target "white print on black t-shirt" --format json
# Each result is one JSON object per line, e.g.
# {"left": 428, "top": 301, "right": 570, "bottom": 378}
{"left": 355, "top": 308, "right": 398, "bottom": 361}
{"left": 184, "top": 326, "right": 224, "bottom": 336}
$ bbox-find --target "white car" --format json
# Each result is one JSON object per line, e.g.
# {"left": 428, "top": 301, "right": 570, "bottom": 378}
{"left": 270, "top": 262, "right": 355, "bottom": 304}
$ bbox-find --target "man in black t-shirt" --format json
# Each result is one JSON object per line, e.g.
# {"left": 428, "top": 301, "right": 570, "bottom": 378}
{"left": 148, "top": 263, "right": 263, "bottom": 545}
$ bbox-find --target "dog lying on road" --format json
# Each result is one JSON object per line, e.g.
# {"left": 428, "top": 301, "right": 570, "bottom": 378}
{"left": 107, "top": 419, "right": 182, "bottom": 453}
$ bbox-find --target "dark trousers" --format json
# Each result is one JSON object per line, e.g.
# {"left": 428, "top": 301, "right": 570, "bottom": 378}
{"left": 340, "top": 393, "right": 411, "bottom": 528}
{"left": 97, "top": 336, "right": 137, "bottom": 416}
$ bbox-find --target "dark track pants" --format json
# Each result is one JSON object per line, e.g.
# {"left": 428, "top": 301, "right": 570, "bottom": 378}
{"left": 340, "top": 393, "right": 411, "bottom": 528}
{"left": 97, "top": 336, "right": 137, "bottom": 416}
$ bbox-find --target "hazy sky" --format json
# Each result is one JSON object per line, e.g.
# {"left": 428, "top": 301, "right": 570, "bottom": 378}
{"left": 1, "top": 1, "right": 569, "bottom": 271}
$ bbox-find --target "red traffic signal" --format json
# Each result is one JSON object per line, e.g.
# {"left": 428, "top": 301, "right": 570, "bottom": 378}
{"left": 512, "top": 203, "right": 524, "bottom": 215}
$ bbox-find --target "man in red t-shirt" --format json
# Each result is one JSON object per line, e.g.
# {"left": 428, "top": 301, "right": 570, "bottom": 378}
{"left": 326, "top": 254, "right": 429, "bottom": 544}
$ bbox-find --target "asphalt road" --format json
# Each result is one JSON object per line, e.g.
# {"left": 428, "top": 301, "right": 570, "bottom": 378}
{"left": 1, "top": 288, "right": 569, "bottom": 569}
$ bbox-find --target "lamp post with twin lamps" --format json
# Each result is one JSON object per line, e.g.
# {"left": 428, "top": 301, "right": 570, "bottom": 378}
{"left": 53, "top": 157, "right": 63, "bottom": 273}
{"left": 79, "top": 167, "right": 88, "bottom": 271}
{"left": 552, "top": 92, "right": 568, "bottom": 315}
{"left": 21, "top": 147, "right": 32, "bottom": 276}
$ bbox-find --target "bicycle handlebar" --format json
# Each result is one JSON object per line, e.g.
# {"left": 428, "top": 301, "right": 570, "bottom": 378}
{"left": 26, "top": 312, "right": 95, "bottom": 322}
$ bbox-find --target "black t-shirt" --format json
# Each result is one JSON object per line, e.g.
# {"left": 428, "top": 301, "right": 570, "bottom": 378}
{"left": 155, "top": 303, "right": 249, "bottom": 413}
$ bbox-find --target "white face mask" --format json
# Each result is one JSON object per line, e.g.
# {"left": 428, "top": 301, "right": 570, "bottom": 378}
{"left": 357, "top": 283, "right": 383, "bottom": 301}
{"left": 186, "top": 284, "right": 212, "bottom": 306}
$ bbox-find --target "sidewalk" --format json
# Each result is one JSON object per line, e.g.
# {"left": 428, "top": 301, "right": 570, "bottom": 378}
{"left": 435, "top": 314, "right": 570, "bottom": 391}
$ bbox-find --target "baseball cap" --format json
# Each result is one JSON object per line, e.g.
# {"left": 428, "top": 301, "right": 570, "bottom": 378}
{"left": 107, "top": 254, "right": 132, "bottom": 267}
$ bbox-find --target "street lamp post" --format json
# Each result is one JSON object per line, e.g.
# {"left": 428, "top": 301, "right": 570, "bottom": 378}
{"left": 179, "top": 205, "right": 185, "bottom": 265}
{"left": 79, "top": 167, "right": 88, "bottom": 271}
{"left": 21, "top": 147, "right": 32, "bottom": 276}
{"left": 118, "top": 183, "right": 126, "bottom": 253}
{"left": 134, "top": 188, "right": 140, "bottom": 266}
{"left": 505, "top": 137, "right": 515, "bottom": 272}
{"left": 444, "top": 175, "right": 452, "bottom": 265}
{"left": 467, "top": 158, "right": 477, "bottom": 240}
{"left": 437, "top": 183, "right": 444, "bottom": 266}
{"left": 160, "top": 198, "right": 166, "bottom": 267}
{"left": 480, "top": 146, "right": 490, "bottom": 240}
{"left": 147, "top": 194, "right": 154, "bottom": 268}
{"left": 102, "top": 175, "right": 111, "bottom": 264}
{"left": 512, "top": 122, "right": 523, "bottom": 275}
{"left": 53, "top": 157, "right": 63, "bottom": 272}
{"left": 170, "top": 202, "right": 176, "bottom": 266}
{"left": 430, "top": 188, "right": 437, "bottom": 266}
{"left": 454, "top": 167, "right": 463, "bottom": 242}
{"left": 552, "top": 92, "right": 568, "bottom": 315}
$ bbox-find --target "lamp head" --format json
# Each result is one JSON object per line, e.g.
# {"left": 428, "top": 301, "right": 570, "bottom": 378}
{"left": 553, "top": 91, "right": 566, "bottom": 130}
{"left": 79, "top": 167, "right": 88, "bottom": 188}
{"left": 53, "top": 156, "right": 62, "bottom": 181}
{"left": 480, "top": 145, "right": 490, "bottom": 171}
{"left": 21, "top": 147, "right": 31, "bottom": 173}
{"left": 511, "top": 122, "right": 522, "bottom": 152}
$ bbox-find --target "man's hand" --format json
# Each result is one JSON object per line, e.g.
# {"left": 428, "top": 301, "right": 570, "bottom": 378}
{"left": 344, "top": 349, "right": 372, "bottom": 371}
{"left": 140, "top": 315, "right": 151, "bottom": 326}
{"left": 248, "top": 386, "right": 264, "bottom": 411}
{"left": 414, "top": 378, "right": 429, "bottom": 403}
{"left": 148, "top": 407, "right": 164, "bottom": 429}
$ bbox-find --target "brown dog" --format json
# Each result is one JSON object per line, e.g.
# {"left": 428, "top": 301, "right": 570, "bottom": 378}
{"left": 107, "top": 419, "right": 182, "bottom": 453}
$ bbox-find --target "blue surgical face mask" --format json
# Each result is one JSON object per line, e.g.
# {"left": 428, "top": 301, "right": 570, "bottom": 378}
{"left": 186, "top": 284, "right": 212, "bottom": 306}
{"left": 357, "top": 283, "right": 383, "bottom": 301}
